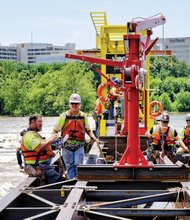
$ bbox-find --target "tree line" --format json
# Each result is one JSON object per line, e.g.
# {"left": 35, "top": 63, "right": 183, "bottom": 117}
{"left": 149, "top": 56, "right": 190, "bottom": 112}
{"left": 0, "top": 61, "right": 97, "bottom": 116}
{"left": 0, "top": 56, "right": 189, "bottom": 116}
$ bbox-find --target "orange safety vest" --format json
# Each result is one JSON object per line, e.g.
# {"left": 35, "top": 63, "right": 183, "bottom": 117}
{"left": 21, "top": 131, "right": 53, "bottom": 165}
{"left": 61, "top": 111, "right": 86, "bottom": 141}
{"left": 152, "top": 125, "right": 174, "bottom": 151}
{"left": 21, "top": 144, "right": 51, "bottom": 164}
{"left": 183, "top": 127, "right": 190, "bottom": 146}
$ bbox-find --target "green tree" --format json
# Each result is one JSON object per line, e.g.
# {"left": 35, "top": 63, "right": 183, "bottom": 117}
{"left": 1, "top": 55, "right": 189, "bottom": 115}
{"left": 174, "top": 91, "right": 190, "bottom": 112}
{"left": 25, "top": 62, "right": 96, "bottom": 116}
{"left": 149, "top": 56, "right": 190, "bottom": 112}
{"left": 160, "top": 93, "right": 172, "bottom": 112}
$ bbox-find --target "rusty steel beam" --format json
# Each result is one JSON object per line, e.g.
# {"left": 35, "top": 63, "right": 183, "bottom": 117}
{"left": 85, "top": 190, "right": 170, "bottom": 201}
{"left": 86, "top": 191, "right": 178, "bottom": 208}
{"left": 77, "top": 207, "right": 190, "bottom": 218}
{"left": 85, "top": 191, "right": 180, "bottom": 205}
{"left": 84, "top": 180, "right": 182, "bottom": 190}
{"left": 78, "top": 164, "right": 190, "bottom": 181}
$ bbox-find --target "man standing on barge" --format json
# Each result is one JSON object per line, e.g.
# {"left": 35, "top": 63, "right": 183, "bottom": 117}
{"left": 53, "top": 93, "right": 98, "bottom": 179}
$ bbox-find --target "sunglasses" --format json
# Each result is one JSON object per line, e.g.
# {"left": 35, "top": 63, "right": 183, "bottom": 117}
{"left": 186, "top": 120, "right": 190, "bottom": 122}
{"left": 71, "top": 103, "right": 79, "bottom": 105}
{"left": 161, "top": 121, "right": 169, "bottom": 123}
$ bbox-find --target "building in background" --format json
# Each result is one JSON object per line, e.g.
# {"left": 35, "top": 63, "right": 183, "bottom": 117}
{"left": 0, "top": 42, "right": 75, "bottom": 64}
{"left": 35, "top": 51, "right": 68, "bottom": 64}
{"left": 0, "top": 45, "right": 18, "bottom": 62}
{"left": 154, "top": 37, "right": 190, "bottom": 64}
{"left": 1, "top": 37, "right": 190, "bottom": 64}
{"left": 16, "top": 42, "right": 76, "bottom": 64}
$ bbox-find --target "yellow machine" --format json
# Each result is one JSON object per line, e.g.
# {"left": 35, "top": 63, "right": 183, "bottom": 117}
{"left": 75, "top": 12, "right": 168, "bottom": 136}
{"left": 90, "top": 12, "right": 155, "bottom": 135}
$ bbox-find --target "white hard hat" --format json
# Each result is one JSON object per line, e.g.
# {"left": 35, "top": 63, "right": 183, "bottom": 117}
{"left": 185, "top": 114, "right": 190, "bottom": 121}
{"left": 69, "top": 93, "right": 81, "bottom": 104}
{"left": 161, "top": 112, "right": 170, "bottom": 122}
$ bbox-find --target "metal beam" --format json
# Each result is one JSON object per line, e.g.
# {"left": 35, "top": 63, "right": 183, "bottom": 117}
{"left": 80, "top": 210, "right": 132, "bottom": 220}
{"left": 0, "top": 208, "right": 58, "bottom": 220}
{"left": 0, "top": 177, "right": 36, "bottom": 212}
{"left": 24, "top": 192, "right": 57, "bottom": 207}
{"left": 78, "top": 164, "right": 190, "bottom": 181}
{"left": 87, "top": 191, "right": 182, "bottom": 208}
{"left": 82, "top": 180, "right": 182, "bottom": 190}
{"left": 85, "top": 190, "right": 170, "bottom": 201}
{"left": 87, "top": 191, "right": 178, "bottom": 208}
{"left": 78, "top": 207, "right": 190, "bottom": 218}
{"left": 55, "top": 181, "right": 87, "bottom": 220}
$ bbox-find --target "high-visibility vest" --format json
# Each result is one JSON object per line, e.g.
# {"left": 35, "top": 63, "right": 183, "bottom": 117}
{"left": 151, "top": 125, "right": 175, "bottom": 150}
{"left": 22, "top": 131, "right": 52, "bottom": 165}
{"left": 61, "top": 111, "right": 86, "bottom": 141}
{"left": 183, "top": 126, "right": 190, "bottom": 146}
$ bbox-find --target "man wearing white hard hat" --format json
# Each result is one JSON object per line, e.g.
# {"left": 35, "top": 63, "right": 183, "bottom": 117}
{"left": 53, "top": 93, "right": 98, "bottom": 179}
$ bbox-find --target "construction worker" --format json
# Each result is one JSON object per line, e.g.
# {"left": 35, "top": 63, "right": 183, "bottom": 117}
{"left": 176, "top": 113, "right": 190, "bottom": 154}
{"left": 21, "top": 114, "right": 62, "bottom": 184}
{"left": 107, "top": 76, "right": 123, "bottom": 120}
{"left": 53, "top": 93, "right": 98, "bottom": 179}
{"left": 92, "top": 97, "right": 102, "bottom": 137}
{"left": 145, "top": 112, "right": 187, "bottom": 163}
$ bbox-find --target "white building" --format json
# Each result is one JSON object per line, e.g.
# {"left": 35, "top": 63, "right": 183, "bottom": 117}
{"left": 0, "top": 42, "right": 75, "bottom": 64}
{"left": 0, "top": 45, "right": 18, "bottom": 62}
{"left": 154, "top": 37, "right": 190, "bottom": 64}
{"left": 15, "top": 43, "right": 75, "bottom": 64}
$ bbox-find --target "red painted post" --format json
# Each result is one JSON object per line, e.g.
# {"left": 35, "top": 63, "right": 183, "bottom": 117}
{"left": 65, "top": 33, "right": 150, "bottom": 167}
{"left": 118, "top": 34, "right": 148, "bottom": 166}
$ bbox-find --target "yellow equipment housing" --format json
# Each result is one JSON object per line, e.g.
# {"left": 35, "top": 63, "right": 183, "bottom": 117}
{"left": 90, "top": 12, "right": 154, "bottom": 135}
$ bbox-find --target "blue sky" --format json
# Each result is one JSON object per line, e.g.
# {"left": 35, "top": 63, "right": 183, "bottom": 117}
{"left": 1, "top": 0, "right": 189, "bottom": 49}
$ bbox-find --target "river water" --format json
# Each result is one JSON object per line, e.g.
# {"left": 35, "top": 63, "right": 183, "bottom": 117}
{"left": 0, "top": 113, "right": 188, "bottom": 199}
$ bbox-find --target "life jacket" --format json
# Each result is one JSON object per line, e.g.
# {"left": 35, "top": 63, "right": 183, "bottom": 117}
{"left": 21, "top": 131, "right": 53, "bottom": 165}
{"left": 61, "top": 110, "right": 86, "bottom": 141}
{"left": 152, "top": 125, "right": 175, "bottom": 151}
{"left": 183, "top": 126, "right": 190, "bottom": 146}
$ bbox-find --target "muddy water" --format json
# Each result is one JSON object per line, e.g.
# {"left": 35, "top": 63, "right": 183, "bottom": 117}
{"left": 0, "top": 116, "right": 59, "bottom": 199}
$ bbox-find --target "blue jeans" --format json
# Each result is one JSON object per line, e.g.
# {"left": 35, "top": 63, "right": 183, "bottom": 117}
{"left": 61, "top": 146, "right": 84, "bottom": 179}
{"left": 39, "top": 158, "right": 61, "bottom": 184}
